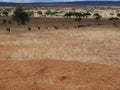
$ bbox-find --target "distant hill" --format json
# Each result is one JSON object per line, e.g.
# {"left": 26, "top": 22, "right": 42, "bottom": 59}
{"left": 0, "top": 1, "right": 120, "bottom": 7}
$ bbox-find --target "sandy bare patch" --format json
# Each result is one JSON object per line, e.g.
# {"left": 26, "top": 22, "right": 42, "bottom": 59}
{"left": 0, "top": 60, "right": 120, "bottom": 90}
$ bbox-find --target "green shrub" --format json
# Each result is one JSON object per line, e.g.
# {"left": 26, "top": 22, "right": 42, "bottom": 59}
{"left": 37, "top": 11, "right": 42, "bottom": 16}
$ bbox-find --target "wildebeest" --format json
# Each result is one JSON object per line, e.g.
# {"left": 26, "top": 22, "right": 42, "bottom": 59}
{"left": 53, "top": 26, "right": 59, "bottom": 29}
{"left": 28, "top": 27, "right": 31, "bottom": 31}
{"left": 6, "top": 28, "right": 10, "bottom": 33}
{"left": 38, "top": 27, "right": 40, "bottom": 30}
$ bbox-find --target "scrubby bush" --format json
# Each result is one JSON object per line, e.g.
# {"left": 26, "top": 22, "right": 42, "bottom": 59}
{"left": 83, "top": 12, "right": 91, "bottom": 18}
{"left": 64, "top": 12, "right": 84, "bottom": 18}
{"left": 74, "top": 12, "right": 83, "bottom": 18}
{"left": 64, "top": 11, "right": 91, "bottom": 19}
{"left": 117, "top": 13, "right": 120, "bottom": 18}
{"left": 44, "top": 10, "right": 53, "bottom": 16}
{"left": 64, "top": 12, "right": 74, "bottom": 18}
{"left": 93, "top": 13, "right": 102, "bottom": 21}
{"left": 37, "top": 11, "right": 42, "bottom": 16}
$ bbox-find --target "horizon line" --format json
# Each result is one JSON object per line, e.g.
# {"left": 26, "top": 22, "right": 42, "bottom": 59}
{"left": 0, "top": 1, "right": 120, "bottom": 3}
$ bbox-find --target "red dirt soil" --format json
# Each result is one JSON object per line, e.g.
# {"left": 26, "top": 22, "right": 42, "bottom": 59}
{"left": 0, "top": 60, "right": 120, "bottom": 90}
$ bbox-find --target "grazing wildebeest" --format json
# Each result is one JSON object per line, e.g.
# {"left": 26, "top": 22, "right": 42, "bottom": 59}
{"left": 38, "top": 27, "right": 40, "bottom": 30}
{"left": 28, "top": 27, "right": 31, "bottom": 31}
{"left": 53, "top": 26, "right": 59, "bottom": 30}
{"left": 6, "top": 28, "right": 10, "bottom": 33}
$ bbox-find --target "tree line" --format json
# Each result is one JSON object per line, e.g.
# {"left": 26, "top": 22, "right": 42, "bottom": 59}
{"left": 1, "top": 7, "right": 120, "bottom": 25}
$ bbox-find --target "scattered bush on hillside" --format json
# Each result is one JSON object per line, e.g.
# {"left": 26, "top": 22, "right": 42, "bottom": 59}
{"left": 93, "top": 13, "right": 102, "bottom": 22}
{"left": 37, "top": 11, "right": 42, "bottom": 16}
{"left": 44, "top": 10, "right": 53, "bottom": 16}
{"left": 117, "top": 13, "right": 120, "bottom": 18}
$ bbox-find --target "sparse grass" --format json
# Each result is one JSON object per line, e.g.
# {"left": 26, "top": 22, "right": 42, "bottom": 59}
{"left": 0, "top": 17, "right": 120, "bottom": 66}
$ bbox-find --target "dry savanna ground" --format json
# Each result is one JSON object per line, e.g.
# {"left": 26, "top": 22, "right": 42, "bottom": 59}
{"left": 0, "top": 17, "right": 120, "bottom": 90}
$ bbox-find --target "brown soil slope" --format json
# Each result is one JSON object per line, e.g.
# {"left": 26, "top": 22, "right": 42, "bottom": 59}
{"left": 0, "top": 60, "right": 120, "bottom": 90}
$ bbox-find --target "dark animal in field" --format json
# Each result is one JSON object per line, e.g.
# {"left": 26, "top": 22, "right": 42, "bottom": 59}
{"left": 53, "top": 26, "right": 59, "bottom": 29}
{"left": 38, "top": 27, "right": 40, "bottom": 30}
{"left": 28, "top": 27, "right": 31, "bottom": 31}
{"left": 6, "top": 28, "right": 10, "bottom": 33}
{"left": 75, "top": 25, "right": 86, "bottom": 28}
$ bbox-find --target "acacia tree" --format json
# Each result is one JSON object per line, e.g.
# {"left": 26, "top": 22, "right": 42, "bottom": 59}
{"left": 93, "top": 13, "right": 102, "bottom": 22}
{"left": 13, "top": 7, "right": 30, "bottom": 25}
{"left": 74, "top": 12, "right": 83, "bottom": 18}
{"left": 64, "top": 12, "right": 74, "bottom": 18}
{"left": 83, "top": 12, "right": 91, "bottom": 18}
{"left": 72, "top": 12, "right": 83, "bottom": 26}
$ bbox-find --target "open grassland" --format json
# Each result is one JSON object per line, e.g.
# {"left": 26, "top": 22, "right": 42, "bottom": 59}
{"left": 0, "top": 17, "right": 120, "bottom": 90}
{"left": 0, "top": 18, "right": 120, "bottom": 66}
